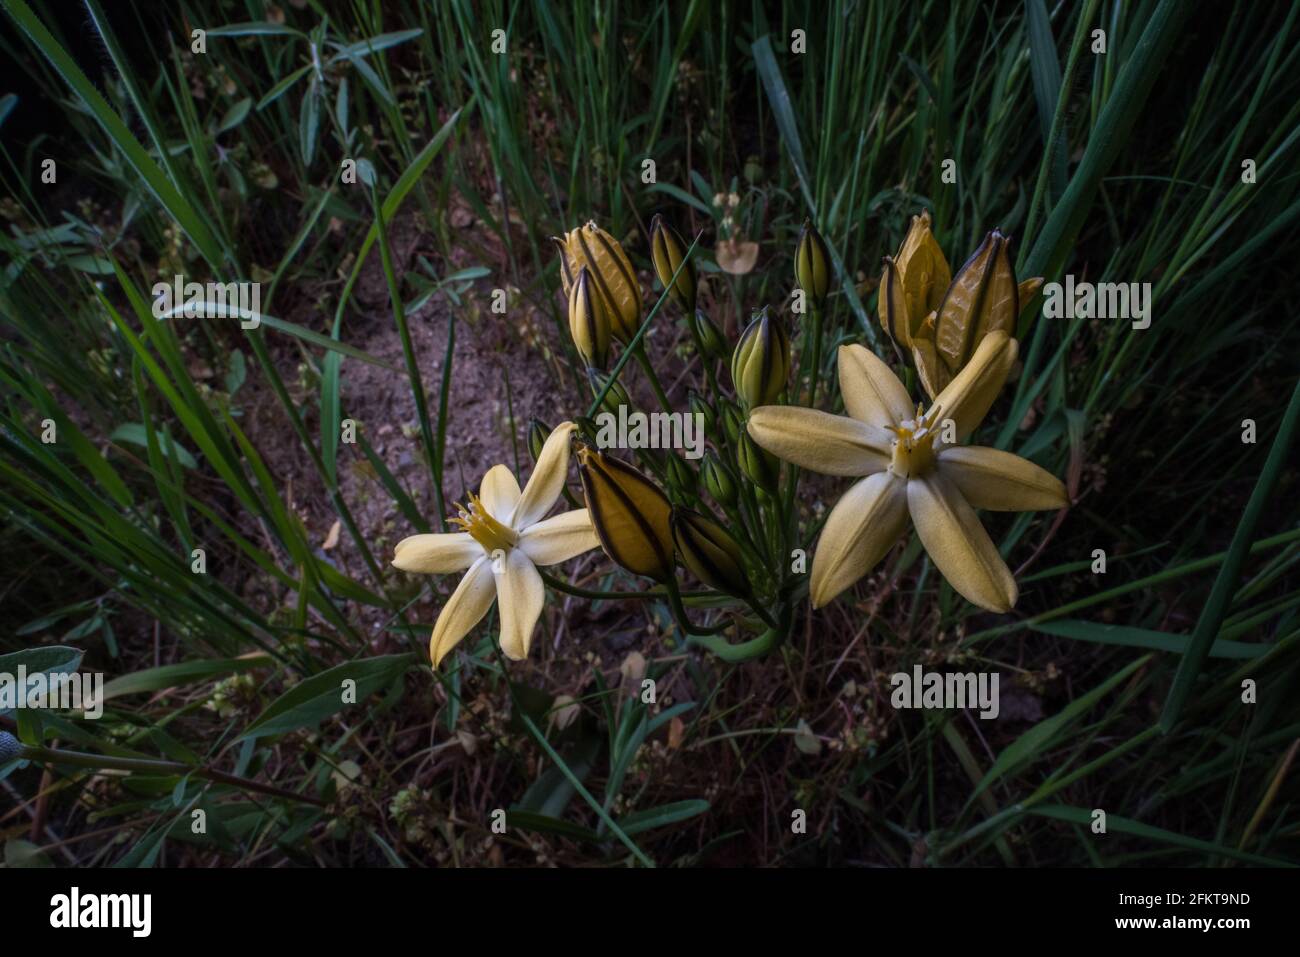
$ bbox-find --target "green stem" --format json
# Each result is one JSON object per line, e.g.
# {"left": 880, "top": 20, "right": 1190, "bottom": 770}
{"left": 633, "top": 342, "right": 674, "bottom": 413}
{"left": 808, "top": 305, "right": 825, "bottom": 408}
{"left": 18, "top": 744, "right": 325, "bottom": 806}
{"left": 663, "top": 576, "right": 730, "bottom": 635}
{"left": 690, "top": 600, "right": 791, "bottom": 662}
{"left": 539, "top": 570, "right": 716, "bottom": 603}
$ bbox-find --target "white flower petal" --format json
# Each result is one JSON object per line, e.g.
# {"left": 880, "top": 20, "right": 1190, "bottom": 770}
{"left": 519, "top": 508, "right": 600, "bottom": 566}
{"left": 515, "top": 422, "right": 577, "bottom": 529}
{"left": 837, "top": 344, "right": 913, "bottom": 427}
{"left": 907, "top": 472, "right": 1017, "bottom": 613}
{"left": 810, "top": 472, "right": 909, "bottom": 608}
{"left": 747, "top": 406, "right": 892, "bottom": 476}
{"left": 937, "top": 446, "right": 1068, "bottom": 512}
{"left": 430, "top": 557, "right": 497, "bottom": 667}
{"left": 480, "top": 464, "right": 522, "bottom": 524}
{"left": 929, "top": 331, "right": 1017, "bottom": 446}
{"left": 392, "top": 532, "right": 481, "bottom": 574}
{"left": 495, "top": 549, "right": 545, "bottom": 660}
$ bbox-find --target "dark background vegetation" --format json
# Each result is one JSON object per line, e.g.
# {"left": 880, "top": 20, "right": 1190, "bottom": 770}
{"left": 0, "top": 0, "right": 1297, "bottom": 867}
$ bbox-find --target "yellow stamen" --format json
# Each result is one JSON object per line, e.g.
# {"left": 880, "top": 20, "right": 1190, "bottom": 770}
{"left": 889, "top": 403, "right": 940, "bottom": 479}
{"left": 448, "top": 491, "right": 518, "bottom": 553}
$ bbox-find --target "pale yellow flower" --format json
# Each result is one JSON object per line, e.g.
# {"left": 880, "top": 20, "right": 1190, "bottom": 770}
{"left": 747, "top": 333, "right": 1067, "bottom": 612}
{"left": 392, "top": 422, "right": 599, "bottom": 666}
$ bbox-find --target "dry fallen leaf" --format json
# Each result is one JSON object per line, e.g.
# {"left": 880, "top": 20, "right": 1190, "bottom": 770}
{"left": 549, "top": 694, "right": 581, "bottom": 732}
{"left": 620, "top": 650, "right": 647, "bottom": 688}
{"left": 667, "top": 716, "right": 685, "bottom": 750}
{"left": 716, "top": 238, "right": 759, "bottom": 275}
{"left": 793, "top": 718, "right": 821, "bottom": 755}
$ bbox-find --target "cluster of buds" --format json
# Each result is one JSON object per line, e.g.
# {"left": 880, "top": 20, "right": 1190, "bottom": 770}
{"left": 555, "top": 221, "right": 643, "bottom": 367}
{"left": 878, "top": 211, "right": 1042, "bottom": 397}
{"left": 576, "top": 444, "right": 752, "bottom": 602}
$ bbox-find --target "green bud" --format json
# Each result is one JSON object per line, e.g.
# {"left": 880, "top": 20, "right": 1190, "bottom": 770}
{"left": 527, "top": 418, "right": 552, "bottom": 464}
{"left": 688, "top": 389, "right": 717, "bottom": 435}
{"left": 795, "top": 219, "right": 831, "bottom": 310}
{"left": 720, "top": 400, "right": 745, "bottom": 445}
{"left": 574, "top": 415, "right": 602, "bottom": 444}
{"left": 588, "top": 368, "right": 631, "bottom": 417}
{"left": 700, "top": 451, "right": 737, "bottom": 507}
{"left": 664, "top": 452, "right": 696, "bottom": 497}
{"left": 650, "top": 214, "right": 696, "bottom": 312}
{"left": 729, "top": 306, "right": 790, "bottom": 408}
{"left": 737, "top": 429, "right": 779, "bottom": 494}
{"left": 690, "top": 308, "right": 728, "bottom": 361}
{"left": 671, "top": 507, "right": 751, "bottom": 599}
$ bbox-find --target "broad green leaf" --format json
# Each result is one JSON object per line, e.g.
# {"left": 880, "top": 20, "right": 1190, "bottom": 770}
{"left": 240, "top": 654, "right": 415, "bottom": 739}
{"left": 110, "top": 424, "right": 199, "bottom": 469}
{"left": 102, "top": 655, "right": 272, "bottom": 702}
{"left": 0, "top": 646, "right": 85, "bottom": 718}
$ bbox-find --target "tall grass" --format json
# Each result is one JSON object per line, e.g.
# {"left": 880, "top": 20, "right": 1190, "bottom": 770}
{"left": 0, "top": 0, "right": 1296, "bottom": 867}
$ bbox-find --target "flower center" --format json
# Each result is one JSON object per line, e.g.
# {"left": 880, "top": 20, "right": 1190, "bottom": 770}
{"left": 450, "top": 491, "right": 518, "bottom": 553}
{"left": 889, "top": 403, "right": 940, "bottom": 479}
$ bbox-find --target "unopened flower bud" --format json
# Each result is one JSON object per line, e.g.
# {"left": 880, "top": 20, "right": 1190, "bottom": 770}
{"left": 568, "top": 266, "right": 611, "bottom": 367}
{"left": 664, "top": 453, "right": 696, "bottom": 497}
{"left": 700, "top": 451, "right": 737, "bottom": 507}
{"left": 650, "top": 214, "right": 696, "bottom": 312}
{"left": 688, "top": 390, "right": 717, "bottom": 435}
{"left": 730, "top": 307, "right": 790, "bottom": 408}
{"left": 689, "top": 308, "right": 728, "bottom": 361}
{"left": 795, "top": 219, "right": 831, "bottom": 310}
{"left": 588, "top": 369, "right": 631, "bottom": 417}
{"left": 671, "top": 507, "right": 751, "bottom": 599}
{"left": 577, "top": 446, "right": 675, "bottom": 582}
{"left": 737, "top": 430, "right": 779, "bottom": 494}
{"left": 879, "top": 210, "right": 949, "bottom": 349}
{"left": 554, "top": 221, "right": 643, "bottom": 342}
{"left": 527, "top": 418, "right": 552, "bottom": 464}
{"left": 720, "top": 401, "right": 745, "bottom": 445}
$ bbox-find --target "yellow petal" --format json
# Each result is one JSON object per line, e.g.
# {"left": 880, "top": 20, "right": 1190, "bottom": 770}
{"left": 495, "top": 549, "right": 544, "bottom": 660}
{"left": 392, "top": 532, "right": 481, "bottom": 573}
{"left": 747, "top": 406, "right": 892, "bottom": 476}
{"left": 911, "top": 333, "right": 950, "bottom": 402}
{"left": 878, "top": 258, "right": 910, "bottom": 348}
{"left": 938, "top": 446, "right": 1068, "bottom": 512}
{"left": 837, "top": 344, "right": 912, "bottom": 427}
{"left": 479, "top": 464, "right": 521, "bottom": 524}
{"left": 519, "top": 508, "right": 600, "bottom": 565}
{"left": 930, "top": 330, "right": 1017, "bottom": 444}
{"left": 515, "top": 422, "right": 577, "bottom": 528}
{"left": 907, "top": 473, "right": 1017, "bottom": 613}
{"left": 1017, "top": 277, "right": 1043, "bottom": 317}
{"left": 810, "top": 472, "right": 908, "bottom": 608}
{"left": 430, "top": 557, "right": 497, "bottom": 667}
